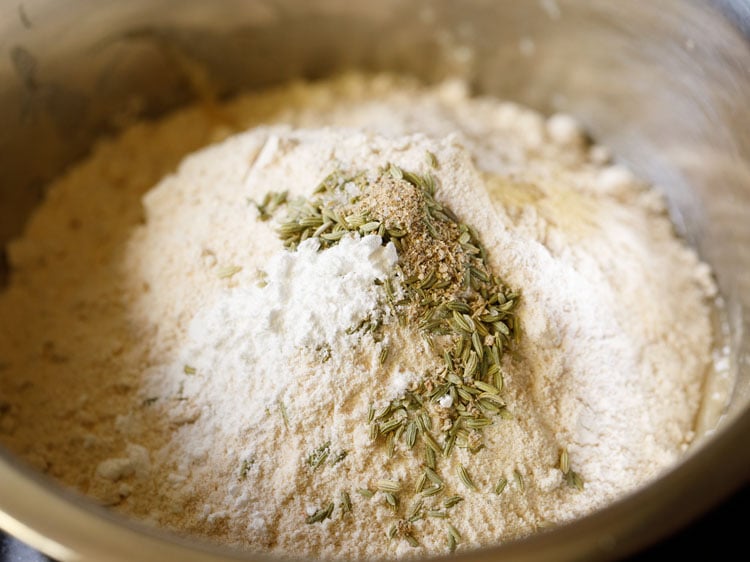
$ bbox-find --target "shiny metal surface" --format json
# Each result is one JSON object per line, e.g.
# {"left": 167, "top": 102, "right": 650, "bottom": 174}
{"left": 1, "top": 1, "right": 749, "bottom": 561}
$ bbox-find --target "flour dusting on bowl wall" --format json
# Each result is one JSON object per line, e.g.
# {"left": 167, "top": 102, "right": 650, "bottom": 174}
{"left": 0, "top": 2, "right": 749, "bottom": 562}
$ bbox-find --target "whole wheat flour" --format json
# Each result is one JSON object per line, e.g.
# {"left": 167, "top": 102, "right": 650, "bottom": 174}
{"left": 0, "top": 74, "right": 721, "bottom": 559}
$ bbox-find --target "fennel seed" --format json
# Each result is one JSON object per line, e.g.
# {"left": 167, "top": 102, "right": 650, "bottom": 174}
{"left": 494, "top": 477, "right": 508, "bottom": 494}
{"left": 559, "top": 448, "right": 570, "bottom": 475}
{"left": 444, "top": 495, "right": 464, "bottom": 509}
{"left": 307, "top": 442, "right": 331, "bottom": 470}
{"left": 340, "top": 491, "right": 352, "bottom": 514}
{"left": 458, "top": 464, "right": 478, "bottom": 491}
{"left": 216, "top": 265, "right": 242, "bottom": 279}
{"left": 305, "top": 502, "right": 334, "bottom": 524}
{"left": 376, "top": 479, "right": 401, "bottom": 493}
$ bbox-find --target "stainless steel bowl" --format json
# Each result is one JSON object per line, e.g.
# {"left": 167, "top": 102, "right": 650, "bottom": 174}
{"left": 1, "top": 1, "right": 749, "bottom": 560}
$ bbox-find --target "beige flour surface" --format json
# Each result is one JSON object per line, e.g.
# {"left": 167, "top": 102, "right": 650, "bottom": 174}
{"left": 0, "top": 74, "right": 720, "bottom": 560}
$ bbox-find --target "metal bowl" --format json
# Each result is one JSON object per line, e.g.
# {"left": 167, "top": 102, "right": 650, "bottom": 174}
{"left": 1, "top": 1, "right": 749, "bottom": 560}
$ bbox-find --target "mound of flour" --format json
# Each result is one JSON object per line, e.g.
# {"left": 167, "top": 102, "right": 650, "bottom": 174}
{"left": 0, "top": 75, "right": 719, "bottom": 559}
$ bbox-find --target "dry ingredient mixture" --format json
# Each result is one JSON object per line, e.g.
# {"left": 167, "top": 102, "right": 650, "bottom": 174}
{"left": 0, "top": 74, "right": 724, "bottom": 559}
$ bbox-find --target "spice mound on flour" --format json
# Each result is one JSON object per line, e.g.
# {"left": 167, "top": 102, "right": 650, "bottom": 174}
{"left": 0, "top": 74, "right": 723, "bottom": 561}
{"left": 266, "top": 162, "right": 533, "bottom": 547}
{"left": 276, "top": 164, "right": 522, "bottom": 448}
